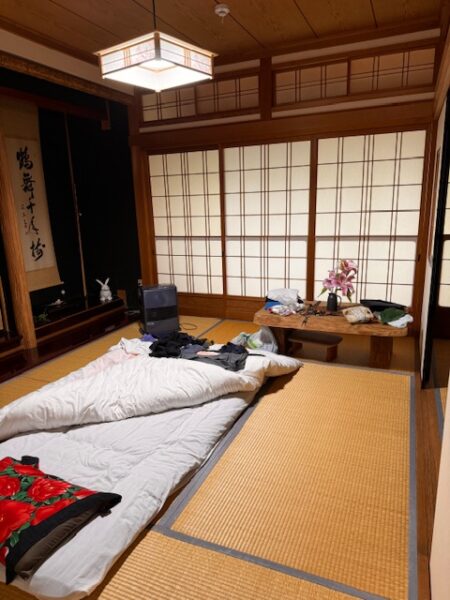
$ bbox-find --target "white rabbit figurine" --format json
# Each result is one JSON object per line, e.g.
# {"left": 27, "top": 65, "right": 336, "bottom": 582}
{"left": 96, "top": 278, "right": 113, "bottom": 303}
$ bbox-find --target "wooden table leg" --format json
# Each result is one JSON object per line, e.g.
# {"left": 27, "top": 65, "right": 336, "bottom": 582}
{"left": 271, "top": 327, "right": 288, "bottom": 355}
{"left": 369, "top": 336, "right": 393, "bottom": 369}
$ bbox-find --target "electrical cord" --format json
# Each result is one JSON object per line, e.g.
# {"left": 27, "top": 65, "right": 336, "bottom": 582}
{"left": 180, "top": 322, "right": 198, "bottom": 331}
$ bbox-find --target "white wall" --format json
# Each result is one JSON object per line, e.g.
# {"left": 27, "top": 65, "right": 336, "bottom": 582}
{"left": 430, "top": 379, "right": 450, "bottom": 599}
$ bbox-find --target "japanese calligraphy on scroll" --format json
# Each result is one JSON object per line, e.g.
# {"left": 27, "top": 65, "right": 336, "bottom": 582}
{"left": 0, "top": 97, "right": 61, "bottom": 291}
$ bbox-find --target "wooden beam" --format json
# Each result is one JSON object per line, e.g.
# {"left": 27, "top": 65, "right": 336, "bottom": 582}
{"left": 434, "top": 24, "right": 450, "bottom": 117}
{"left": 259, "top": 57, "right": 272, "bottom": 121}
{"left": 0, "top": 86, "right": 106, "bottom": 121}
{"left": 306, "top": 139, "right": 318, "bottom": 300}
{"left": 0, "top": 51, "right": 133, "bottom": 105}
{"left": 132, "top": 100, "right": 434, "bottom": 151}
{"left": 0, "top": 132, "right": 36, "bottom": 349}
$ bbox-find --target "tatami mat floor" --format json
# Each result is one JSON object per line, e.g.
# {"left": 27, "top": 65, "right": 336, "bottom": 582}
{"left": 0, "top": 315, "right": 419, "bottom": 600}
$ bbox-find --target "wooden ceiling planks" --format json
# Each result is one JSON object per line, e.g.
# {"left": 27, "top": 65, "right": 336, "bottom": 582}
{"left": 51, "top": 0, "right": 201, "bottom": 47}
{"left": 371, "top": 0, "right": 442, "bottom": 26}
{"left": 0, "top": 0, "right": 443, "bottom": 66}
{"left": 0, "top": 0, "right": 119, "bottom": 55}
{"left": 215, "top": 0, "right": 316, "bottom": 47}
{"left": 295, "top": 0, "right": 376, "bottom": 36}
{"left": 132, "top": 0, "right": 264, "bottom": 56}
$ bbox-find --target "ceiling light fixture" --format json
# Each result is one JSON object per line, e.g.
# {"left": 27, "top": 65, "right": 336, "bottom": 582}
{"left": 215, "top": 4, "right": 231, "bottom": 21}
{"left": 96, "top": 0, "right": 216, "bottom": 92}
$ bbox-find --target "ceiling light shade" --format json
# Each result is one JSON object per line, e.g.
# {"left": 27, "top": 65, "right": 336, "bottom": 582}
{"left": 96, "top": 31, "right": 216, "bottom": 92}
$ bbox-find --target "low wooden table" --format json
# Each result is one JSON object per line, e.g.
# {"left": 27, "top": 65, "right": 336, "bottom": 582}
{"left": 254, "top": 306, "right": 408, "bottom": 369}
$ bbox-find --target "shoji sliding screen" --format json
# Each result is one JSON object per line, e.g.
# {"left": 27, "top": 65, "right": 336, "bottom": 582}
{"left": 438, "top": 169, "right": 450, "bottom": 306}
{"left": 315, "top": 131, "right": 426, "bottom": 306}
{"left": 224, "top": 142, "right": 310, "bottom": 298}
{"left": 149, "top": 150, "right": 223, "bottom": 294}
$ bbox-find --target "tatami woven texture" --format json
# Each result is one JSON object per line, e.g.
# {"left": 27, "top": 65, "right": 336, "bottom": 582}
{"left": 205, "top": 319, "right": 260, "bottom": 344}
{"left": 0, "top": 530, "right": 358, "bottom": 600}
{"left": 171, "top": 363, "right": 413, "bottom": 600}
{"left": 0, "top": 334, "right": 414, "bottom": 600}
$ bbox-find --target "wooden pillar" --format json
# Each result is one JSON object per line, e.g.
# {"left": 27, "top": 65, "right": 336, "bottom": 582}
{"left": 130, "top": 144, "right": 157, "bottom": 285}
{"left": 0, "top": 131, "right": 36, "bottom": 349}
{"left": 128, "top": 94, "right": 157, "bottom": 286}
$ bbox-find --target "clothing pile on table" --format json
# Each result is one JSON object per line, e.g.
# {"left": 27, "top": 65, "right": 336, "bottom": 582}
{"left": 360, "top": 300, "right": 413, "bottom": 329}
{"left": 149, "top": 331, "right": 249, "bottom": 372}
{"left": 264, "top": 288, "right": 304, "bottom": 316}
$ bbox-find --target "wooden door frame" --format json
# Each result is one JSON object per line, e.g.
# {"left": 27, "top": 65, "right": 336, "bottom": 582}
{"left": 423, "top": 92, "right": 450, "bottom": 385}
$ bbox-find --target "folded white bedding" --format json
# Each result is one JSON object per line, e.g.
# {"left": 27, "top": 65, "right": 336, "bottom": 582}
{"left": 0, "top": 341, "right": 301, "bottom": 599}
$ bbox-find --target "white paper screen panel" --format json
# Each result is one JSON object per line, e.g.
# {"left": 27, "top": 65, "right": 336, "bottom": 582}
{"left": 142, "top": 75, "right": 259, "bottom": 122}
{"left": 275, "top": 62, "right": 348, "bottom": 105}
{"left": 350, "top": 48, "right": 434, "bottom": 94}
{"left": 275, "top": 47, "right": 434, "bottom": 108}
{"left": 224, "top": 141, "right": 310, "bottom": 298}
{"left": 443, "top": 170, "right": 450, "bottom": 235}
{"left": 315, "top": 130, "right": 426, "bottom": 306}
{"left": 438, "top": 240, "right": 450, "bottom": 307}
{"left": 439, "top": 169, "right": 450, "bottom": 307}
{"left": 149, "top": 150, "right": 223, "bottom": 294}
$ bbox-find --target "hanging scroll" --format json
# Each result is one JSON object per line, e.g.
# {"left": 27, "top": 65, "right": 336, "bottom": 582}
{"left": 0, "top": 97, "right": 61, "bottom": 291}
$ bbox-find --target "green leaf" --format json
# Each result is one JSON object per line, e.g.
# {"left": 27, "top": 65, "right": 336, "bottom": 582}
{"left": 9, "top": 532, "right": 20, "bottom": 548}
{"left": 12, "top": 491, "right": 29, "bottom": 501}
{"left": 16, "top": 522, "right": 31, "bottom": 534}
{"left": 5, "top": 469, "right": 20, "bottom": 478}
{"left": 21, "top": 476, "right": 35, "bottom": 486}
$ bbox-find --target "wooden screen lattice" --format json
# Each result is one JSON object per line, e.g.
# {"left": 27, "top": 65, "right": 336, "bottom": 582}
{"left": 149, "top": 150, "right": 223, "bottom": 294}
{"left": 315, "top": 130, "right": 426, "bottom": 306}
{"left": 224, "top": 142, "right": 310, "bottom": 298}
{"left": 142, "top": 75, "right": 259, "bottom": 122}
{"left": 275, "top": 47, "right": 435, "bottom": 107}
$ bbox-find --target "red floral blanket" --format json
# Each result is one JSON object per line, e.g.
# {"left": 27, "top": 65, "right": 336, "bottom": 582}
{"left": 0, "top": 457, "right": 121, "bottom": 583}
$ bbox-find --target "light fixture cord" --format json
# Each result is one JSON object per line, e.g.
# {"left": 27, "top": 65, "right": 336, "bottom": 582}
{"left": 152, "top": 0, "right": 157, "bottom": 29}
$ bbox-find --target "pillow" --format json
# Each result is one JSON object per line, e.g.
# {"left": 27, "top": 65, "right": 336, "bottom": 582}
{"left": 248, "top": 349, "right": 302, "bottom": 377}
{"left": 0, "top": 457, "right": 121, "bottom": 583}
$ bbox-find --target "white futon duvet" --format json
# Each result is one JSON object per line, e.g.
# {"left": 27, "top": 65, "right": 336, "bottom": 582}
{"left": 0, "top": 340, "right": 300, "bottom": 599}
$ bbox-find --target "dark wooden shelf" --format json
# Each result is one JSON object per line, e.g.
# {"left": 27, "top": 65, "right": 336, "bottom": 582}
{"left": 0, "top": 298, "right": 132, "bottom": 383}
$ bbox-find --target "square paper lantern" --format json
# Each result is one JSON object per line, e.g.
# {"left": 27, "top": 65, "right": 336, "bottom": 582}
{"left": 96, "top": 31, "right": 216, "bottom": 92}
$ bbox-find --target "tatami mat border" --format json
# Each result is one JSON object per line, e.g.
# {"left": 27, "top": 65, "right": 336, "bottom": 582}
{"left": 154, "top": 368, "right": 417, "bottom": 600}
{"left": 434, "top": 387, "right": 444, "bottom": 440}
{"left": 197, "top": 318, "right": 225, "bottom": 337}
{"left": 155, "top": 528, "right": 387, "bottom": 600}
{"left": 298, "top": 357, "right": 414, "bottom": 376}
{"left": 154, "top": 376, "right": 269, "bottom": 531}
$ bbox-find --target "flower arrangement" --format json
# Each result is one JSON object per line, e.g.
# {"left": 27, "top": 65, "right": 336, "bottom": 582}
{"left": 320, "top": 259, "right": 358, "bottom": 300}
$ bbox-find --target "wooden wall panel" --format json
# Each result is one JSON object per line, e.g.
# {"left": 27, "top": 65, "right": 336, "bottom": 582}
{"left": 178, "top": 292, "right": 263, "bottom": 321}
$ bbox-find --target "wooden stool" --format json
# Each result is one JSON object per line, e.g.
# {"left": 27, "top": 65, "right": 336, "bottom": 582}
{"left": 287, "top": 330, "right": 343, "bottom": 362}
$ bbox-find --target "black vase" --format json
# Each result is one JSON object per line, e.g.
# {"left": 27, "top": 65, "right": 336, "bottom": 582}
{"left": 326, "top": 292, "right": 339, "bottom": 312}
